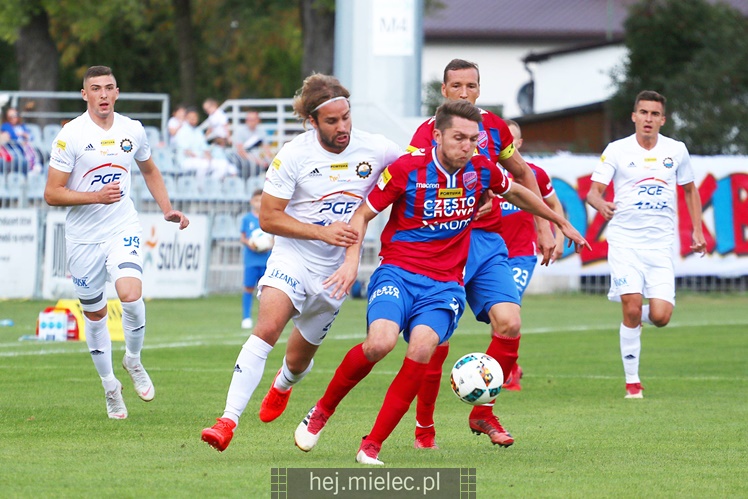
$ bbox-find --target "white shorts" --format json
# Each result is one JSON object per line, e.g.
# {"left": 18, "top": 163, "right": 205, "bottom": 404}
{"left": 257, "top": 248, "right": 346, "bottom": 346}
{"left": 66, "top": 224, "right": 144, "bottom": 312}
{"left": 607, "top": 245, "right": 675, "bottom": 305}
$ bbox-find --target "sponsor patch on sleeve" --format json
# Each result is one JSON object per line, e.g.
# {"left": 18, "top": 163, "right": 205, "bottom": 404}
{"left": 56, "top": 140, "right": 66, "bottom": 151}
{"left": 376, "top": 167, "right": 392, "bottom": 190}
{"left": 271, "top": 158, "right": 281, "bottom": 170}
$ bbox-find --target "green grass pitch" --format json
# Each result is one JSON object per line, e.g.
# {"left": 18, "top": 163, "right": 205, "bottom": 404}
{"left": 0, "top": 292, "right": 746, "bottom": 497}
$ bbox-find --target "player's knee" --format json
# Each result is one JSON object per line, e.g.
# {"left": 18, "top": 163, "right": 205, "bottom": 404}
{"left": 493, "top": 314, "right": 521, "bottom": 337}
{"left": 650, "top": 310, "right": 672, "bottom": 328}
{"left": 362, "top": 335, "right": 396, "bottom": 362}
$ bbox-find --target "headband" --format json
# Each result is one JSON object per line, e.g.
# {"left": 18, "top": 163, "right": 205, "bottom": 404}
{"left": 311, "top": 96, "right": 348, "bottom": 113}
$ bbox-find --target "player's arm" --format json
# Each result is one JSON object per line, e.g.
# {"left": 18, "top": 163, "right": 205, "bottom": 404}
{"left": 586, "top": 181, "right": 616, "bottom": 221}
{"left": 44, "top": 166, "right": 121, "bottom": 207}
{"left": 502, "top": 183, "right": 590, "bottom": 254}
{"left": 137, "top": 157, "right": 189, "bottom": 230}
{"left": 681, "top": 181, "right": 707, "bottom": 255}
{"left": 259, "top": 192, "right": 358, "bottom": 246}
{"left": 324, "top": 202, "right": 378, "bottom": 299}
{"left": 544, "top": 193, "right": 567, "bottom": 262}
{"left": 500, "top": 150, "right": 556, "bottom": 264}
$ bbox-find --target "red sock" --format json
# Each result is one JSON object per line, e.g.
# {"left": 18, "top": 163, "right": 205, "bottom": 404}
{"left": 486, "top": 334, "right": 520, "bottom": 383}
{"left": 318, "top": 343, "right": 376, "bottom": 415}
{"left": 368, "top": 357, "right": 426, "bottom": 445}
{"left": 415, "top": 343, "right": 450, "bottom": 428}
{"left": 470, "top": 334, "right": 520, "bottom": 419}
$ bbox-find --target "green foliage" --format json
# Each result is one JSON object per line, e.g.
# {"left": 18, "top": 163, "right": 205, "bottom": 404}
{"left": 0, "top": 293, "right": 747, "bottom": 496}
{"left": 2, "top": 0, "right": 304, "bottom": 112}
{"left": 611, "top": 0, "right": 748, "bottom": 154}
{"left": 422, "top": 78, "right": 443, "bottom": 116}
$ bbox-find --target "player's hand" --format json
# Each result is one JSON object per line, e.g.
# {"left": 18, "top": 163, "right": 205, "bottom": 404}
{"left": 323, "top": 259, "right": 359, "bottom": 300}
{"left": 558, "top": 221, "right": 591, "bottom": 253}
{"left": 164, "top": 210, "right": 190, "bottom": 230}
{"left": 474, "top": 190, "right": 495, "bottom": 220}
{"left": 323, "top": 221, "right": 359, "bottom": 247}
{"left": 598, "top": 201, "right": 617, "bottom": 221}
{"left": 536, "top": 223, "right": 556, "bottom": 266}
{"left": 691, "top": 230, "right": 707, "bottom": 256}
{"left": 551, "top": 234, "right": 565, "bottom": 263}
{"left": 97, "top": 182, "right": 122, "bottom": 204}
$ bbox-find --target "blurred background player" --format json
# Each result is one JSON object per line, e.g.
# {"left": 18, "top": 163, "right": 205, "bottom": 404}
{"left": 587, "top": 90, "right": 706, "bottom": 399}
{"left": 498, "top": 119, "right": 566, "bottom": 390}
{"left": 239, "top": 189, "right": 272, "bottom": 329}
{"left": 200, "top": 74, "right": 402, "bottom": 452}
{"left": 294, "top": 100, "right": 589, "bottom": 464}
{"left": 407, "top": 59, "right": 558, "bottom": 448}
{"left": 44, "top": 65, "right": 189, "bottom": 419}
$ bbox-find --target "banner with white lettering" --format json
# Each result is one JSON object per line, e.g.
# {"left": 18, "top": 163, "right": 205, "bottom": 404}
{"left": 42, "top": 212, "right": 208, "bottom": 299}
{"left": 0, "top": 209, "right": 38, "bottom": 299}
{"left": 140, "top": 213, "right": 208, "bottom": 298}
{"left": 525, "top": 154, "right": 748, "bottom": 276}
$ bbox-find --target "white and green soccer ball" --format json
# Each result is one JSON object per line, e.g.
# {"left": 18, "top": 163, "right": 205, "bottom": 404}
{"left": 450, "top": 353, "right": 503, "bottom": 405}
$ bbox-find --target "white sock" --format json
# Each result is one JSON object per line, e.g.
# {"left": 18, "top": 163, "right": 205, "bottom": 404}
{"left": 85, "top": 315, "right": 116, "bottom": 391}
{"left": 121, "top": 298, "right": 146, "bottom": 360}
{"left": 620, "top": 323, "right": 642, "bottom": 384}
{"left": 222, "top": 335, "right": 274, "bottom": 424}
{"left": 273, "top": 357, "right": 314, "bottom": 392}
{"left": 641, "top": 304, "right": 653, "bottom": 325}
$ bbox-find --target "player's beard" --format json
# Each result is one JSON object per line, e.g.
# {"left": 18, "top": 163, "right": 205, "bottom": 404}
{"left": 319, "top": 129, "right": 350, "bottom": 153}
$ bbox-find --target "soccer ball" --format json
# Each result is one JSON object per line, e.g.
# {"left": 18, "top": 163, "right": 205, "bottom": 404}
{"left": 250, "top": 227, "right": 274, "bottom": 252}
{"left": 450, "top": 353, "right": 503, "bottom": 405}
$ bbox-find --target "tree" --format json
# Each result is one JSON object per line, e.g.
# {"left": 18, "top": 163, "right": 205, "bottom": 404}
{"left": 611, "top": 0, "right": 748, "bottom": 154}
{"left": 300, "top": 0, "right": 335, "bottom": 77}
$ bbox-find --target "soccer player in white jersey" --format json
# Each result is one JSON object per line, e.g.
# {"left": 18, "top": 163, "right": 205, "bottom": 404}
{"left": 44, "top": 65, "right": 189, "bottom": 419}
{"left": 586, "top": 90, "right": 706, "bottom": 399}
{"left": 201, "top": 74, "right": 403, "bottom": 452}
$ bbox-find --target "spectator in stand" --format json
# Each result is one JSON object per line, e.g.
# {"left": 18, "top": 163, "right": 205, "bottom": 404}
{"left": 233, "top": 109, "right": 273, "bottom": 172}
{"left": 167, "top": 104, "right": 187, "bottom": 145}
{"left": 173, "top": 107, "right": 235, "bottom": 182}
{"left": 203, "top": 98, "right": 230, "bottom": 147}
{"left": 1, "top": 106, "right": 41, "bottom": 174}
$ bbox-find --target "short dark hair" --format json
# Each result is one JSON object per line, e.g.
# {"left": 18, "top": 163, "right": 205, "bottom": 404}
{"left": 634, "top": 90, "right": 666, "bottom": 113}
{"left": 251, "top": 188, "right": 263, "bottom": 198}
{"left": 435, "top": 100, "right": 483, "bottom": 131}
{"left": 443, "top": 59, "right": 480, "bottom": 84}
{"left": 83, "top": 66, "right": 115, "bottom": 88}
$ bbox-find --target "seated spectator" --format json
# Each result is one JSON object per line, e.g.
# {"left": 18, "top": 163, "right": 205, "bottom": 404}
{"left": 232, "top": 109, "right": 273, "bottom": 171}
{"left": 167, "top": 104, "right": 187, "bottom": 145}
{"left": 1, "top": 107, "right": 41, "bottom": 174}
{"left": 202, "top": 98, "right": 230, "bottom": 147}
{"left": 173, "top": 107, "right": 236, "bottom": 183}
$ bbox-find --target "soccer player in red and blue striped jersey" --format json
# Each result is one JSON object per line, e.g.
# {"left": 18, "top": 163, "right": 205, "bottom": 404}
{"left": 407, "top": 59, "right": 566, "bottom": 448}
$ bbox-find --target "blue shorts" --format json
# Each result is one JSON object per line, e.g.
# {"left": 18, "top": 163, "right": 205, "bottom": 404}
{"left": 366, "top": 264, "right": 465, "bottom": 344}
{"left": 244, "top": 264, "right": 266, "bottom": 288}
{"left": 464, "top": 230, "right": 521, "bottom": 324}
{"left": 508, "top": 255, "right": 538, "bottom": 300}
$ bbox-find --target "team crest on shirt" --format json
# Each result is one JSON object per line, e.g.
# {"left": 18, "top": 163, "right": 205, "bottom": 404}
{"left": 463, "top": 171, "right": 478, "bottom": 190}
{"left": 663, "top": 157, "right": 674, "bottom": 168}
{"left": 120, "top": 139, "right": 133, "bottom": 153}
{"left": 356, "top": 161, "right": 372, "bottom": 179}
{"left": 477, "top": 130, "right": 488, "bottom": 149}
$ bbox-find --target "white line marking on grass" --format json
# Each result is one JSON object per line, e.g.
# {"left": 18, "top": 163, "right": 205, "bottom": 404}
{"left": 1, "top": 318, "right": 746, "bottom": 357}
